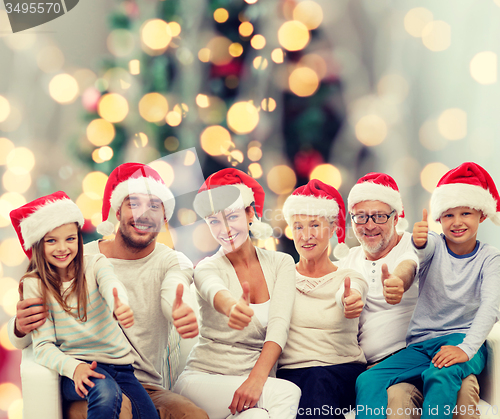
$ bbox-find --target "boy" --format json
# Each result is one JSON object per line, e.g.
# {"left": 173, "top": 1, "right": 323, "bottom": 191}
{"left": 355, "top": 162, "right": 500, "bottom": 419}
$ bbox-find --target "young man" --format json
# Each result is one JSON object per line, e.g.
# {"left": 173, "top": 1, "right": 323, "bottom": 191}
{"left": 9, "top": 163, "right": 208, "bottom": 419}
{"left": 356, "top": 162, "right": 500, "bottom": 419}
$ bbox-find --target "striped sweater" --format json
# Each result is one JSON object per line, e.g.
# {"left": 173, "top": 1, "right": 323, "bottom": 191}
{"left": 22, "top": 253, "right": 134, "bottom": 380}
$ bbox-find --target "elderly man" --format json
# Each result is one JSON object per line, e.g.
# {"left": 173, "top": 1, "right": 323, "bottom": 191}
{"left": 9, "top": 163, "right": 208, "bottom": 419}
{"left": 337, "top": 173, "right": 479, "bottom": 419}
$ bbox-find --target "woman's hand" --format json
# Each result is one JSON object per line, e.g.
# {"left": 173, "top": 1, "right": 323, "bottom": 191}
{"left": 229, "top": 375, "right": 266, "bottom": 414}
{"left": 228, "top": 282, "right": 254, "bottom": 330}
{"left": 73, "top": 361, "right": 106, "bottom": 398}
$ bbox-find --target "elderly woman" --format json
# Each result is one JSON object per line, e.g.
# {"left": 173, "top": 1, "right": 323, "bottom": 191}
{"left": 277, "top": 179, "right": 368, "bottom": 418}
{"left": 173, "top": 168, "right": 301, "bottom": 419}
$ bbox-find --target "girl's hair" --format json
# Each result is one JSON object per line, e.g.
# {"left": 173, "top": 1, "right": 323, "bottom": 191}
{"left": 20, "top": 224, "right": 88, "bottom": 322}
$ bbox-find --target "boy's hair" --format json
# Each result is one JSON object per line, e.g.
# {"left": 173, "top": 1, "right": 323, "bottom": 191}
{"left": 20, "top": 224, "right": 88, "bottom": 322}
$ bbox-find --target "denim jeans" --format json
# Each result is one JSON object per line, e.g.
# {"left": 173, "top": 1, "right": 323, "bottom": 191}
{"left": 61, "top": 362, "right": 158, "bottom": 419}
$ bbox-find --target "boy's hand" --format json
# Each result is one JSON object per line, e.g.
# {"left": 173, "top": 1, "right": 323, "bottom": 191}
{"left": 228, "top": 282, "right": 254, "bottom": 330}
{"left": 73, "top": 361, "right": 106, "bottom": 398}
{"left": 381, "top": 264, "right": 404, "bottom": 305}
{"left": 172, "top": 283, "right": 199, "bottom": 339}
{"left": 413, "top": 209, "right": 429, "bottom": 248}
{"left": 113, "top": 288, "right": 134, "bottom": 328}
{"left": 343, "top": 277, "right": 364, "bottom": 318}
{"left": 432, "top": 345, "right": 469, "bottom": 368}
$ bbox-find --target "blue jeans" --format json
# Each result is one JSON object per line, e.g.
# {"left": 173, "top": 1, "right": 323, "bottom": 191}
{"left": 277, "top": 363, "right": 366, "bottom": 417}
{"left": 61, "top": 362, "right": 158, "bottom": 419}
{"left": 355, "top": 333, "right": 487, "bottom": 419}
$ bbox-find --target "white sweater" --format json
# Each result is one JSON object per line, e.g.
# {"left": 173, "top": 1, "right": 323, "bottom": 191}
{"left": 279, "top": 268, "right": 368, "bottom": 369}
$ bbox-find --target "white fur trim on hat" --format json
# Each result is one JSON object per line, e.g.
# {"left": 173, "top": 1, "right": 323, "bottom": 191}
{"left": 194, "top": 183, "right": 255, "bottom": 218}
{"left": 250, "top": 218, "right": 273, "bottom": 239}
{"left": 282, "top": 195, "right": 339, "bottom": 226}
{"left": 110, "top": 176, "right": 175, "bottom": 220}
{"left": 20, "top": 199, "right": 84, "bottom": 250}
{"left": 431, "top": 183, "right": 500, "bottom": 224}
{"left": 333, "top": 242, "right": 349, "bottom": 259}
{"left": 347, "top": 182, "right": 403, "bottom": 216}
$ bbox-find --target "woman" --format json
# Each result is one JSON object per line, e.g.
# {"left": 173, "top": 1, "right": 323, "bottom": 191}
{"left": 277, "top": 179, "right": 368, "bottom": 418}
{"left": 173, "top": 168, "right": 301, "bottom": 418}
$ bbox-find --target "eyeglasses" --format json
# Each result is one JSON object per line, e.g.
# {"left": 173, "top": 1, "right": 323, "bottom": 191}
{"left": 351, "top": 210, "right": 395, "bottom": 225}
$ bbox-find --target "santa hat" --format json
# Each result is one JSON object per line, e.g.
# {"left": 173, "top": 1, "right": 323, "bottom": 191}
{"left": 431, "top": 162, "right": 500, "bottom": 224}
{"left": 282, "top": 179, "right": 349, "bottom": 259}
{"left": 193, "top": 168, "right": 273, "bottom": 239}
{"left": 347, "top": 172, "right": 408, "bottom": 233}
{"left": 97, "top": 162, "right": 175, "bottom": 236}
{"left": 10, "top": 191, "right": 84, "bottom": 259}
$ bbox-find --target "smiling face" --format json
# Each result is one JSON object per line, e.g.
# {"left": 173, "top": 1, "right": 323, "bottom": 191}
{"left": 291, "top": 214, "right": 335, "bottom": 263}
{"left": 117, "top": 193, "right": 165, "bottom": 249}
{"left": 206, "top": 206, "right": 253, "bottom": 253}
{"left": 439, "top": 206, "right": 485, "bottom": 255}
{"left": 43, "top": 222, "right": 79, "bottom": 279}
{"left": 351, "top": 200, "right": 398, "bottom": 260}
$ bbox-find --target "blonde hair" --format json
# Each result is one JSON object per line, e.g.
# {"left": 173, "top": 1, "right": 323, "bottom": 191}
{"left": 20, "top": 224, "right": 88, "bottom": 322}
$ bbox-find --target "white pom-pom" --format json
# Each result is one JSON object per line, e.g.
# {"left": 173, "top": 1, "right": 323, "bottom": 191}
{"left": 396, "top": 217, "right": 408, "bottom": 233}
{"left": 333, "top": 242, "right": 350, "bottom": 260}
{"left": 96, "top": 220, "right": 115, "bottom": 236}
{"left": 249, "top": 218, "right": 273, "bottom": 239}
{"left": 490, "top": 212, "right": 500, "bottom": 226}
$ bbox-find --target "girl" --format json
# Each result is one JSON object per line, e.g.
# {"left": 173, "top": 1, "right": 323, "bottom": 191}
{"left": 10, "top": 191, "right": 158, "bottom": 419}
{"left": 173, "top": 168, "right": 301, "bottom": 419}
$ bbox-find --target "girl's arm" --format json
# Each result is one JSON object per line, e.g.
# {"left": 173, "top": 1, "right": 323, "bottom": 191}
{"left": 93, "top": 255, "right": 129, "bottom": 311}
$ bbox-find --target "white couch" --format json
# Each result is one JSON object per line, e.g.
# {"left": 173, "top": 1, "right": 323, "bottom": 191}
{"left": 20, "top": 322, "right": 500, "bottom": 419}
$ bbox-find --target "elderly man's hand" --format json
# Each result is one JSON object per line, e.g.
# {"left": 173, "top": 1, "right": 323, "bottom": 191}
{"left": 381, "top": 264, "right": 404, "bottom": 305}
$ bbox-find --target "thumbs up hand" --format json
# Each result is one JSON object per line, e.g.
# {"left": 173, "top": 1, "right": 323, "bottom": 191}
{"left": 172, "top": 283, "right": 199, "bottom": 339}
{"left": 113, "top": 288, "right": 134, "bottom": 328}
{"left": 228, "top": 282, "right": 254, "bottom": 330}
{"left": 382, "top": 264, "right": 404, "bottom": 305}
{"left": 413, "top": 209, "right": 429, "bottom": 249}
{"left": 343, "top": 277, "right": 364, "bottom": 319}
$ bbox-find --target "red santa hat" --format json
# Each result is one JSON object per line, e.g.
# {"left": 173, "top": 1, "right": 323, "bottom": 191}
{"left": 97, "top": 162, "right": 175, "bottom": 236}
{"left": 193, "top": 168, "right": 273, "bottom": 239}
{"left": 347, "top": 172, "right": 408, "bottom": 233}
{"left": 431, "top": 162, "right": 500, "bottom": 224}
{"left": 10, "top": 191, "right": 84, "bottom": 259}
{"left": 282, "top": 179, "right": 349, "bottom": 259}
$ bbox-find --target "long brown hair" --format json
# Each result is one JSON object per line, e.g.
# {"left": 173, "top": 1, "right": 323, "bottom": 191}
{"left": 20, "top": 224, "right": 88, "bottom": 322}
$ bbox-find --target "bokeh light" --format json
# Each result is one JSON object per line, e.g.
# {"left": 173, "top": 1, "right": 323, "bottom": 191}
{"left": 293, "top": 1, "right": 323, "bottom": 30}
{"left": 278, "top": 21, "right": 310, "bottom": 51}
{"left": 0, "top": 383, "right": 22, "bottom": 411}
{"left": 230, "top": 150, "right": 244, "bottom": 164}
{"left": 248, "top": 163, "right": 263, "bottom": 178}
{"left": 289, "top": 67, "right": 319, "bottom": 97}
{"left": 200, "top": 126, "right": 232, "bottom": 156}
{"left": 0, "top": 237, "right": 26, "bottom": 266}
{"left": 3, "top": 171, "right": 31, "bottom": 193}
{"left": 310, "top": 164, "right": 342, "bottom": 189}
{"left": 177, "top": 208, "right": 197, "bottom": 226}
{"left": 214, "top": 8, "right": 229, "bottom": 23}
{"left": 299, "top": 54, "right": 327, "bottom": 80}
{"left": 248, "top": 147, "right": 263, "bottom": 161}
{"left": 377, "top": 74, "right": 409, "bottom": 103}
{"left": 8, "top": 398, "right": 23, "bottom": 419}
{"left": 107, "top": 29, "right": 134, "bottom": 57}
{"left": 98, "top": 93, "right": 129, "bottom": 123}
{"left": 239, "top": 22, "right": 254, "bottom": 37}
{"left": 49, "top": 74, "right": 79, "bottom": 104}
{"left": 129, "top": 59, "right": 140, "bottom": 75}
{"left": 0, "top": 322, "right": 16, "bottom": 350}
{"left": 271, "top": 48, "right": 284, "bottom": 64}
{"left": 87, "top": 119, "right": 115, "bottom": 147}
{"left": 404, "top": 7, "right": 433, "bottom": 38}
{"left": 355, "top": 115, "right": 387, "bottom": 146}
{"left": 420, "top": 162, "right": 449, "bottom": 193}
{"left": 419, "top": 119, "right": 447, "bottom": 151}
{"left": 198, "top": 96, "right": 227, "bottom": 124}
{"left": 76, "top": 193, "right": 103, "bottom": 221}
{"left": 99, "top": 146, "right": 114, "bottom": 161}
{"left": 6, "top": 147, "right": 35, "bottom": 175}
{"left": 165, "top": 136, "right": 179, "bottom": 152}
{"left": 2, "top": 287, "right": 18, "bottom": 315}
{"left": 267, "top": 165, "right": 296, "bottom": 194}
{"left": 253, "top": 56, "right": 268, "bottom": 70}
{"left": 207, "top": 36, "right": 233, "bottom": 66}
{"left": 141, "top": 19, "right": 172, "bottom": 53}
{"left": 0, "top": 138, "right": 15, "bottom": 164}
{"left": 166, "top": 111, "right": 182, "bottom": 126}
{"left": 168, "top": 22, "right": 181, "bottom": 37}
{"left": 198, "top": 48, "right": 211, "bottom": 62}
{"left": 470, "top": 51, "right": 497, "bottom": 85}
{"left": 192, "top": 223, "right": 219, "bottom": 253}
{"left": 139, "top": 93, "right": 169, "bottom": 123}
{"left": 134, "top": 132, "right": 148, "bottom": 148}
{"left": 184, "top": 150, "right": 196, "bottom": 166}
{"left": 227, "top": 102, "right": 259, "bottom": 134}
{"left": 251, "top": 35, "right": 266, "bottom": 50}
{"left": 196, "top": 94, "right": 210, "bottom": 108}
{"left": 229, "top": 43, "right": 244, "bottom": 58}
{"left": 0, "top": 96, "right": 11, "bottom": 123}
{"left": 261, "top": 97, "right": 276, "bottom": 112}
{"left": 37, "top": 45, "right": 64, "bottom": 73}
{"left": 437, "top": 108, "right": 467, "bottom": 141}
{"left": 0, "top": 193, "right": 26, "bottom": 227}
{"left": 422, "top": 21, "right": 451, "bottom": 52}
{"left": 82, "top": 171, "right": 108, "bottom": 200}
{"left": 148, "top": 161, "right": 175, "bottom": 187}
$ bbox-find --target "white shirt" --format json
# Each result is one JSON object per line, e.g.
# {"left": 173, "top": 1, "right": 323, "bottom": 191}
{"left": 337, "top": 232, "right": 419, "bottom": 363}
